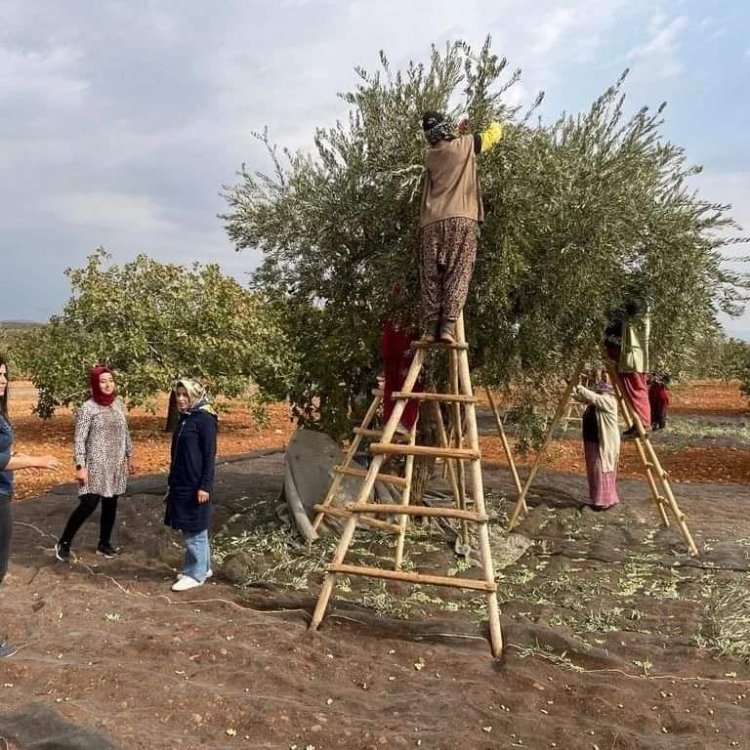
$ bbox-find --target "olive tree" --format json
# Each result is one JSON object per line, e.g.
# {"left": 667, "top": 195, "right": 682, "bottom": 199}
{"left": 223, "top": 38, "right": 748, "bottom": 439}
{"left": 15, "top": 249, "right": 294, "bottom": 422}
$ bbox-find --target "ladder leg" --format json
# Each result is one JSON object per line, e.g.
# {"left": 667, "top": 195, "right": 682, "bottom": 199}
{"left": 312, "top": 394, "right": 381, "bottom": 532}
{"left": 449, "top": 348, "right": 470, "bottom": 550}
{"left": 455, "top": 315, "right": 502, "bottom": 656}
{"left": 485, "top": 387, "right": 525, "bottom": 510}
{"left": 434, "top": 402, "right": 463, "bottom": 515}
{"left": 605, "top": 362, "right": 670, "bottom": 528}
{"left": 311, "top": 350, "right": 428, "bottom": 629}
{"left": 394, "top": 422, "right": 417, "bottom": 570}
{"left": 507, "top": 361, "right": 585, "bottom": 530}
{"left": 638, "top": 430, "right": 698, "bottom": 555}
{"left": 312, "top": 451, "right": 391, "bottom": 629}
{"left": 605, "top": 361, "right": 697, "bottom": 555}
{"left": 310, "top": 511, "right": 362, "bottom": 629}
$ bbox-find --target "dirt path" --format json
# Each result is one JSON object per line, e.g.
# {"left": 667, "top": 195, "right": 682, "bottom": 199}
{"left": 2, "top": 452, "right": 750, "bottom": 749}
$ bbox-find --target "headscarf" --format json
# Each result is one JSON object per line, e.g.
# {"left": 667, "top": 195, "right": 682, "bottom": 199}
{"left": 172, "top": 378, "right": 216, "bottom": 415}
{"left": 594, "top": 381, "right": 614, "bottom": 396}
{"left": 90, "top": 365, "right": 116, "bottom": 407}
{"left": 0, "top": 355, "right": 9, "bottom": 420}
{"left": 422, "top": 111, "right": 454, "bottom": 145}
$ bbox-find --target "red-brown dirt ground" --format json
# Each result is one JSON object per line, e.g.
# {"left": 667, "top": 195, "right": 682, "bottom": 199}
{"left": 1, "top": 379, "right": 749, "bottom": 749}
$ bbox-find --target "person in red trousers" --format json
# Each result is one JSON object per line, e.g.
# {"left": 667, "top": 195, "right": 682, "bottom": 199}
{"left": 649, "top": 373, "right": 671, "bottom": 431}
{"left": 380, "top": 285, "right": 422, "bottom": 435}
{"left": 604, "top": 293, "right": 651, "bottom": 438}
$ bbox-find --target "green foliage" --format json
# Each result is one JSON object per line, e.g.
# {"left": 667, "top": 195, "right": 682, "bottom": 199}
{"left": 678, "top": 328, "right": 750, "bottom": 400}
{"left": 223, "top": 38, "right": 749, "bottom": 436}
{"left": 14, "top": 249, "right": 294, "bottom": 418}
{"left": 0, "top": 322, "right": 43, "bottom": 378}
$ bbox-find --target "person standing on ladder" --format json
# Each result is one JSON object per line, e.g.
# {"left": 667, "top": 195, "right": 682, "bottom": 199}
{"left": 418, "top": 111, "right": 503, "bottom": 344}
{"left": 604, "top": 291, "right": 651, "bottom": 437}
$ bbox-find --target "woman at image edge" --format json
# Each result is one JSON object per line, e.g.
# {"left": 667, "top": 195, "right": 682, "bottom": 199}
{"left": 165, "top": 378, "right": 217, "bottom": 592}
{"left": 0, "top": 356, "right": 61, "bottom": 658}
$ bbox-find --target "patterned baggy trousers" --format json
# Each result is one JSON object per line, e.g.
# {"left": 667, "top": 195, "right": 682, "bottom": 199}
{"left": 418, "top": 217, "right": 479, "bottom": 326}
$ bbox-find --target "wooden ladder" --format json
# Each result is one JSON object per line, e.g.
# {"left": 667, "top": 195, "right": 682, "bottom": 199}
{"left": 309, "top": 314, "right": 503, "bottom": 657}
{"left": 506, "top": 357, "right": 699, "bottom": 557}
{"left": 604, "top": 361, "right": 698, "bottom": 556}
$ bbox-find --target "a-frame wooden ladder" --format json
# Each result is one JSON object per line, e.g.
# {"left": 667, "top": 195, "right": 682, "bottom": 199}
{"left": 506, "top": 357, "right": 699, "bottom": 556}
{"left": 311, "top": 388, "right": 416, "bottom": 540}
{"left": 309, "top": 314, "right": 504, "bottom": 657}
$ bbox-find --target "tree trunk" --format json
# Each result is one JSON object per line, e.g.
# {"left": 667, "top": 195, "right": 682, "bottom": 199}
{"left": 164, "top": 390, "right": 180, "bottom": 433}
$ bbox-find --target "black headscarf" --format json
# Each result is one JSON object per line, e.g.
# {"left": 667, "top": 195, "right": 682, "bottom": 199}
{"left": 422, "top": 111, "right": 453, "bottom": 145}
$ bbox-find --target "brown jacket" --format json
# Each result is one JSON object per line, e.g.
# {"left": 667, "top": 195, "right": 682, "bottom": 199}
{"left": 419, "top": 134, "right": 483, "bottom": 229}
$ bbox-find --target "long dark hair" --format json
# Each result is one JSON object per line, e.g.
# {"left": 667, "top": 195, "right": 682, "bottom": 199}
{"left": 0, "top": 355, "right": 8, "bottom": 420}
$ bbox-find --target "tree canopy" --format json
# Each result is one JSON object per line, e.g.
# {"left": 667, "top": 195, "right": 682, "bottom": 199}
{"left": 221, "top": 38, "right": 746, "bottom": 437}
{"left": 15, "top": 249, "right": 293, "bottom": 418}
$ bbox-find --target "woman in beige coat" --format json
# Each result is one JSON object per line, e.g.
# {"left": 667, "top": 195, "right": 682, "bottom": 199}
{"left": 572, "top": 380, "right": 620, "bottom": 511}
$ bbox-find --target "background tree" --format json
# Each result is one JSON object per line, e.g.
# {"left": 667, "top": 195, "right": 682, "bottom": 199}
{"left": 14, "top": 249, "right": 293, "bottom": 424}
{"left": 224, "top": 38, "right": 748, "bottom": 440}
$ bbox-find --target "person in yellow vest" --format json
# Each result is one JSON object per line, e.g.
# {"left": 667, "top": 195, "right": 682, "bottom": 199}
{"left": 418, "top": 111, "right": 503, "bottom": 343}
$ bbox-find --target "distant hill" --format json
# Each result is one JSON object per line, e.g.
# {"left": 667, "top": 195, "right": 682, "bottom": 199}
{"left": 0, "top": 320, "right": 44, "bottom": 329}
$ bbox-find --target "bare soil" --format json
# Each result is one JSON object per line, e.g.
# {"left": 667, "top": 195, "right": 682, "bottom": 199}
{"left": 1, "top": 381, "right": 749, "bottom": 749}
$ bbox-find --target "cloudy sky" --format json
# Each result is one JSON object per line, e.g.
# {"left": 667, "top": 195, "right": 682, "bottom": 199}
{"left": 1, "top": 1, "right": 749, "bottom": 334}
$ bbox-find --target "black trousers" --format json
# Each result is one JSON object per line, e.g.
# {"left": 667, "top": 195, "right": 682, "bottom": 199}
{"left": 59, "top": 494, "right": 118, "bottom": 546}
{"left": 0, "top": 496, "right": 11, "bottom": 584}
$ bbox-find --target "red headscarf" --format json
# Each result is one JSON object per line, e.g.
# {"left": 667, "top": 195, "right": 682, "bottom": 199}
{"left": 90, "top": 366, "right": 116, "bottom": 407}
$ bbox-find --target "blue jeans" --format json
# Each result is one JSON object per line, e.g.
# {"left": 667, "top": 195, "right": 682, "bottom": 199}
{"left": 181, "top": 529, "right": 211, "bottom": 582}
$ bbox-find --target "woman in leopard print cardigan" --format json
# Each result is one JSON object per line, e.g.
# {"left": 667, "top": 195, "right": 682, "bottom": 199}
{"left": 55, "top": 366, "right": 134, "bottom": 562}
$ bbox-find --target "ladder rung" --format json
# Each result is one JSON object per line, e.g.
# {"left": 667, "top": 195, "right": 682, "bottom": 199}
{"left": 391, "top": 392, "right": 477, "bottom": 403}
{"left": 411, "top": 340, "right": 468, "bottom": 350}
{"left": 313, "top": 504, "right": 401, "bottom": 533}
{"left": 328, "top": 563, "right": 497, "bottom": 592}
{"left": 333, "top": 465, "right": 408, "bottom": 488}
{"left": 352, "top": 427, "right": 410, "bottom": 442}
{"left": 370, "top": 443, "right": 480, "bottom": 461}
{"left": 345, "top": 503, "right": 487, "bottom": 523}
{"left": 353, "top": 427, "right": 382, "bottom": 438}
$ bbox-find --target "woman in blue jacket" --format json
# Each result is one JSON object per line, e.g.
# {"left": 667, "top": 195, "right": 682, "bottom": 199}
{"left": 1, "top": 356, "right": 61, "bottom": 657}
{"left": 165, "top": 378, "right": 217, "bottom": 592}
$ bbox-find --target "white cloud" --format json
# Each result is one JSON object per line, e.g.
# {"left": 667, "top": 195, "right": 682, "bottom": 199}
{"left": 46, "top": 192, "right": 176, "bottom": 233}
{"left": 628, "top": 14, "right": 688, "bottom": 79}
{"left": 0, "top": 0, "right": 745, "bottom": 324}
{"left": 693, "top": 171, "right": 750, "bottom": 339}
{"left": 529, "top": 7, "right": 578, "bottom": 56}
{"left": 695, "top": 172, "right": 750, "bottom": 234}
{"left": 698, "top": 16, "right": 726, "bottom": 42}
{"left": 0, "top": 43, "right": 88, "bottom": 105}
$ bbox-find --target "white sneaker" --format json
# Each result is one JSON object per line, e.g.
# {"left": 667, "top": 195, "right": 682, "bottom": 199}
{"left": 176, "top": 569, "right": 212, "bottom": 581}
{"left": 171, "top": 576, "right": 204, "bottom": 592}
